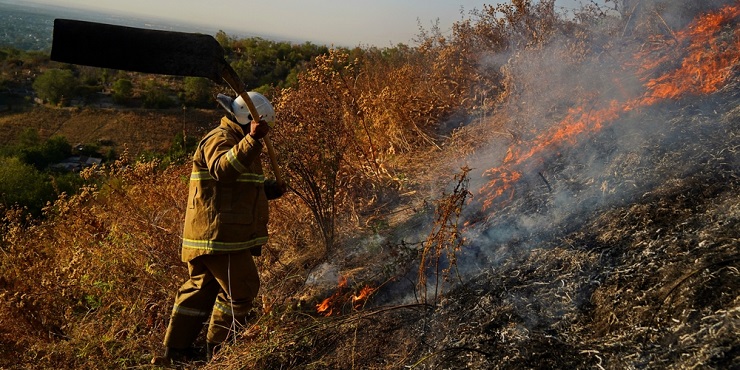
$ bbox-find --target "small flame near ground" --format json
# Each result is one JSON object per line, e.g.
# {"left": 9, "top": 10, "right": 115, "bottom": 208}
{"left": 479, "top": 3, "right": 740, "bottom": 211}
{"left": 316, "top": 276, "right": 377, "bottom": 316}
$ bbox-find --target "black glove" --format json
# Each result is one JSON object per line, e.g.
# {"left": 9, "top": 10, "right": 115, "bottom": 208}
{"left": 249, "top": 119, "right": 270, "bottom": 140}
{"left": 264, "top": 179, "right": 287, "bottom": 200}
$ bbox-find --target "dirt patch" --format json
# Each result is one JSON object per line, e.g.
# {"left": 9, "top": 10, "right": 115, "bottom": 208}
{"left": 0, "top": 105, "right": 220, "bottom": 156}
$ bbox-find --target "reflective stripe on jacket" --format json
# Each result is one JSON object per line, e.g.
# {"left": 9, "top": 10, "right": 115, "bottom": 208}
{"left": 181, "top": 116, "right": 269, "bottom": 262}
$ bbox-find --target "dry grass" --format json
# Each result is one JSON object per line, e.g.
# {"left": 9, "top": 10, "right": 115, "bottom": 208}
{"left": 0, "top": 155, "right": 188, "bottom": 368}
{"left": 0, "top": 106, "right": 220, "bottom": 158}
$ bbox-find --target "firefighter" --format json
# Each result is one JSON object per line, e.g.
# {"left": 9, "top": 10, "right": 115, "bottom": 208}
{"left": 152, "top": 92, "right": 286, "bottom": 364}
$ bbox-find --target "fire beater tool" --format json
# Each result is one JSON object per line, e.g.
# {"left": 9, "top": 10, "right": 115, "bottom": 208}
{"left": 50, "top": 18, "right": 282, "bottom": 183}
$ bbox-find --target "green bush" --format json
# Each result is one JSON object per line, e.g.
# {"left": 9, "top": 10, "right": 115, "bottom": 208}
{"left": 18, "top": 135, "right": 72, "bottom": 170}
{"left": 4, "top": 128, "right": 72, "bottom": 170}
{"left": 0, "top": 157, "right": 54, "bottom": 214}
{"left": 167, "top": 131, "right": 198, "bottom": 161}
{"left": 216, "top": 31, "right": 329, "bottom": 90}
{"left": 0, "top": 129, "right": 85, "bottom": 215}
{"left": 142, "top": 80, "right": 175, "bottom": 109}
{"left": 181, "top": 77, "right": 213, "bottom": 107}
{"left": 32, "top": 68, "right": 79, "bottom": 105}
{"left": 111, "top": 78, "right": 133, "bottom": 104}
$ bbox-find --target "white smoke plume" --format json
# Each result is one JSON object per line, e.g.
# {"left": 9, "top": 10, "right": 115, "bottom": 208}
{"left": 449, "top": 0, "right": 740, "bottom": 281}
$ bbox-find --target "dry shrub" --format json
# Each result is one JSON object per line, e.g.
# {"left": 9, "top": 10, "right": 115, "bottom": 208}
{"left": 620, "top": 0, "right": 735, "bottom": 37}
{"left": 274, "top": 48, "right": 374, "bottom": 251}
{"left": 255, "top": 190, "right": 324, "bottom": 314}
{"left": 454, "top": 0, "right": 560, "bottom": 51}
{"left": 202, "top": 303, "right": 429, "bottom": 370}
{"left": 270, "top": 1, "right": 571, "bottom": 254}
{"left": 353, "top": 45, "right": 478, "bottom": 153}
{"left": 0, "top": 153, "right": 189, "bottom": 368}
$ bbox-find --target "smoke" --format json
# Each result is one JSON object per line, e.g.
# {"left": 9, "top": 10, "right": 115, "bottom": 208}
{"left": 450, "top": 0, "right": 740, "bottom": 280}
{"left": 623, "top": 0, "right": 733, "bottom": 31}
{"left": 359, "top": 1, "right": 740, "bottom": 309}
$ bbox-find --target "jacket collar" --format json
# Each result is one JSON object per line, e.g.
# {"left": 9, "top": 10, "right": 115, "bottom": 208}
{"left": 221, "top": 116, "right": 248, "bottom": 138}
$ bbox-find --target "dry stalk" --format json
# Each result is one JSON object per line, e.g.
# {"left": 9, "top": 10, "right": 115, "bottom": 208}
{"left": 417, "top": 167, "right": 471, "bottom": 306}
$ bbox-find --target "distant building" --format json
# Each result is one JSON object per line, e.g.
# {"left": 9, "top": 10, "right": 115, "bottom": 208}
{"left": 51, "top": 156, "right": 102, "bottom": 172}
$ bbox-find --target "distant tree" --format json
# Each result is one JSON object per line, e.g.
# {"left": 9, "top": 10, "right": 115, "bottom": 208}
{"left": 232, "top": 59, "right": 256, "bottom": 89}
{"left": 20, "top": 50, "right": 48, "bottom": 69}
{"left": 8, "top": 128, "right": 72, "bottom": 170}
{"left": 78, "top": 66, "right": 102, "bottom": 86}
{"left": 20, "top": 135, "right": 71, "bottom": 170}
{"left": 216, "top": 32, "right": 329, "bottom": 90}
{"left": 215, "top": 30, "right": 235, "bottom": 52}
{"left": 33, "top": 69, "right": 79, "bottom": 106}
{"left": 181, "top": 77, "right": 213, "bottom": 107}
{"left": 0, "top": 156, "right": 54, "bottom": 215}
{"left": 142, "top": 80, "right": 175, "bottom": 109}
{"left": 111, "top": 78, "right": 133, "bottom": 104}
{"left": 42, "top": 135, "right": 72, "bottom": 163}
{"left": 17, "top": 126, "right": 40, "bottom": 148}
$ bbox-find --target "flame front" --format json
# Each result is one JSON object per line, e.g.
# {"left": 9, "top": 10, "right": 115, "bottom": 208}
{"left": 351, "top": 286, "right": 377, "bottom": 308}
{"left": 316, "top": 278, "right": 377, "bottom": 316}
{"left": 316, "top": 276, "right": 349, "bottom": 316}
{"left": 480, "top": 4, "right": 740, "bottom": 211}
{"left": 635, "top": 4, "right": 740, "bottom": 104}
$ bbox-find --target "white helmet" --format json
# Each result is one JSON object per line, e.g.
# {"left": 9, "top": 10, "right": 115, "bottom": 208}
{"left": 216, "top": 91, "right": 275, "bottom": 127}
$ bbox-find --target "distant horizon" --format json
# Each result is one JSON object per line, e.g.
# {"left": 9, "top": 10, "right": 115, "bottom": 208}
{"left": 0, "top": 0, "right": 308, "bottom": 49}
{"left": 1, "top": 0, "right": 599, "bottom": 48}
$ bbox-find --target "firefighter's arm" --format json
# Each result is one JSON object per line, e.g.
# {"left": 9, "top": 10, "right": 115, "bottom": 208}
{"left": 203, "top": 129, "right": 263, "bottom": 181}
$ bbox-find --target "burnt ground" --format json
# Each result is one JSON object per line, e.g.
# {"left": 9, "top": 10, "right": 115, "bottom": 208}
{"left": 409, "top": 171, "right": 738, "bottom": 369}
{"left": 376, "top": 82, "right": 740, "bottom": 369}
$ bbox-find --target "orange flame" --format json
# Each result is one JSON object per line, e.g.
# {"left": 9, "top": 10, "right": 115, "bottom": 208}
{"left": 635, "top": 4, "right": 740, "bottom": 105}
{"left": 351, "top": 285, "right": 377, "bottom": 308}
{"left": 316, "top": 295, "right": 337, "bottom": 316}
{"left": 480, "top": 4, "right": 740, "bottom": 211}
{"left": 315, "top": 278, "right": 377, "bottom": 316}
{"left": 316, "top": 276, "right": 348, "bottom": 316}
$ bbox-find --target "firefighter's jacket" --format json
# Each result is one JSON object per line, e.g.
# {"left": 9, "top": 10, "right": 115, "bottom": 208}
{"left": 181, "top": 116, "right": 270, "bottom": 262}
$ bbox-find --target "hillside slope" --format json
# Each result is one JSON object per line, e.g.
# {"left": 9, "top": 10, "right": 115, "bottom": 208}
{"left": 223, "top": 79, "right": 738, "bottom": 370}
{"left": 385, "top": 92, "right": 740, "bottom": 370}
{"left": 0, "top": 106, "right": 221, "bottom": 157}
{"left": 0, "top": 2, "right": 737, "bottom": 369}
{"left": 211, "top": 2, "right": 739, "bottom": 368}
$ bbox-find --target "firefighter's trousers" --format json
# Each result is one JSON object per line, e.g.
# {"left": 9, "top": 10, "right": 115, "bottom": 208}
{"left": 163, "top": 249, "right": 260, "bottom": 349}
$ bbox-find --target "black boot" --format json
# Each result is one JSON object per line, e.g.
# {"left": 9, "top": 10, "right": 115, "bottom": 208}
{"left": 151, "top": 347, "right": 192, "bottom": 365}
{"left": 206, "top": 342, "right": 222, "bottom": 361}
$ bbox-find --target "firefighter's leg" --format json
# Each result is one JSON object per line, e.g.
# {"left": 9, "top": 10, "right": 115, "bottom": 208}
{"left": 162, "top": 256, "right": 221, "bottom": 350}
{"left": 202, "top": 249, "right": 260, "bottom": 346}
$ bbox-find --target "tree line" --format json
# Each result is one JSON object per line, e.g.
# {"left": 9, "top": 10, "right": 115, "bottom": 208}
{"left": 2, "top": 32, "right": 330, "bottom": 109}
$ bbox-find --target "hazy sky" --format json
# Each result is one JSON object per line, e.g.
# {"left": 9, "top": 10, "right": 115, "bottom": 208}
{"left": 25, "top": 0, "right": 595, "bottom": 47}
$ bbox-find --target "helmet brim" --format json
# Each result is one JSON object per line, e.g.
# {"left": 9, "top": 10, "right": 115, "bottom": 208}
{"left": 216, "top": 93, "right": 235, "bottom": 115}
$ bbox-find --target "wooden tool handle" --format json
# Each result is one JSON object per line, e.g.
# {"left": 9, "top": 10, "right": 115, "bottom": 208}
{"left": 220, "top": 64, "right": 283, "bottom": 184}
{"left": 263, "top": 137, "right": 282, "bottom": 184}
{"left": 237, "top": 91, "right": 283, "bottom": 184}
